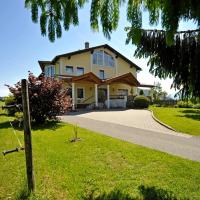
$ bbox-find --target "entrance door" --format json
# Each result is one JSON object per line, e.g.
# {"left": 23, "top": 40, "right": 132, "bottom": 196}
{"left": 98, "top": 88, "right": 107, "bottom": 103}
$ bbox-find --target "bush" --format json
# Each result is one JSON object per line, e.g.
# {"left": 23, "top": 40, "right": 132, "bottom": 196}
{"left": 134, "top": 95, "right": 150, "bottom": 109}
{"left": 139, "top": 90, "right": 144, "bottom": 95}
{"left": 126, "top": 95, "right": 135, "bottom": 108}
{"left": 177, "top": 100, "right": 193, "bottom": 108}
{"left": 4, "top": 95, "right": 17, "bottom": 115}
{"left": 193, "top": 104, "right": 200, "bottom": 109}
{"left": 7, "top": 72, "right": 71, "bottom": 124}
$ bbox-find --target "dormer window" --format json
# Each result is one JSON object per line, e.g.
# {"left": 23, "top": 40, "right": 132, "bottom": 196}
{"left": 93, "top": 50, "right": 115, "bottom": 67}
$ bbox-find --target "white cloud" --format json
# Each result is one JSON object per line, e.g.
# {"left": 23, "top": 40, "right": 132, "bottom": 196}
{"left": 0, "top": 85, "right": 10, "bottom": 97}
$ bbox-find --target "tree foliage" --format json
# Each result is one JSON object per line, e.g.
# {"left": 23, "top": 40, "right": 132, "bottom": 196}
{"left": 130, "top": 29, "right": 200, "bottom": 98}
{"left": 25, "top": 0, "right": 200, "bottom": 42}
{"left": 6, "top": 72, "right": 71, "bottom": 123}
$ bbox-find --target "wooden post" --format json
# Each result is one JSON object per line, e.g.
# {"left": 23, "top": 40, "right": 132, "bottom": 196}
{"left": 22, "top": 79, "right": 35, "bottom": 192}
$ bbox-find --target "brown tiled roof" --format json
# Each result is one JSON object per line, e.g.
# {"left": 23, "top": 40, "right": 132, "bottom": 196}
{"left": 38, "top": 44, "right": 142, "bottom": 71}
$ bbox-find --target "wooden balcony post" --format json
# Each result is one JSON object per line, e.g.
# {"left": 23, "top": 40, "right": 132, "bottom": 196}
{"left": 95, "top": 84, "right": 98, "bottom": 108}
{"left": 107, "top": 84, "right": 110, "bottom": 109}
{"left": 72, "top": 82, "right": 75, "bottom": 110}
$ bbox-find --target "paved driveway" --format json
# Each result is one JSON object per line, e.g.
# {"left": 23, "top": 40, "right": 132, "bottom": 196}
{"left": 75, "top": 109, "right": 183, "bottom": 136}
{"left": 61, "top": 109, "right": 200, "bottom": 161}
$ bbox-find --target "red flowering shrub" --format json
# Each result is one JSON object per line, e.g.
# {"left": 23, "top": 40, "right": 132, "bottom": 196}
{"left": 6, "top": 72, "right": 71, "bottom": 124}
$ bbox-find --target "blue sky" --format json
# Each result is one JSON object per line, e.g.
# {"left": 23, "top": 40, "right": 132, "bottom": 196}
{"left": 0, "top": 1, "right": 197, "bottom": 97}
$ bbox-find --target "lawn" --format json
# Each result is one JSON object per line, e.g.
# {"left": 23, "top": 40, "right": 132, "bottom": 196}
{"left": 0, "top": 103, "right": 200, "bottom": 199}
{"left": 150, "top": 106, "right": 200, "bottom": 136}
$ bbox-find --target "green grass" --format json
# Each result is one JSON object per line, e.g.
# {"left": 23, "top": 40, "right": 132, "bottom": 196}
{"left": 150, "top": 106, "right": 200, "bottom": 136}
{"left": 0, "top": 103, "right": 200, "bottom": 199}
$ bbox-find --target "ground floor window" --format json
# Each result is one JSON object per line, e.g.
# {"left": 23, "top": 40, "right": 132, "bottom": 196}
{"left": 118, "top": 89, "right": 128, "bottom": 96}
{"left": 77, "top": 88, "right": 84, "bottom": 99}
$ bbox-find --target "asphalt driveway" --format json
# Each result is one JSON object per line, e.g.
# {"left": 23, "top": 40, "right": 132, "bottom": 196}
{"left": 60, "top": 109, "right": 200, "bottom": 161}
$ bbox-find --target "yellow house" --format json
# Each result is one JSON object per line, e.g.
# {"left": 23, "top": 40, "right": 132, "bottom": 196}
{"left": 38, "top": 43, "right": 143, "bottom": 110}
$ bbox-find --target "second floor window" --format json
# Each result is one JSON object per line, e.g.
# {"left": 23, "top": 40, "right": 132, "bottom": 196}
{"left": 93, "top": 50, "right": 115, "bottom": 67}
{"left": 99, "top": 70, "right": 105, "bottom": 79}
{"left": 77, "top": 67, "right": 84, "bottom": 76}
{"left": 66, "top": 66, "right": 73, "bottom": 74}
{"left": 45, "top": 66, "right": 55, "bottom": 77}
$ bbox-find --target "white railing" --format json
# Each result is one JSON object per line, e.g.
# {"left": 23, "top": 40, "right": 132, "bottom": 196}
{"left": 105, "top": 96, "right": 127, "bottom": 108}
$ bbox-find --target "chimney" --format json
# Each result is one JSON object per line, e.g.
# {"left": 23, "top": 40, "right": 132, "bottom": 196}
{"left": 85, "top": 42, "right": 89, "bottom": 49}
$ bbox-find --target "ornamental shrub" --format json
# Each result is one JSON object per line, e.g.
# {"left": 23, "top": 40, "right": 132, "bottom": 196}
{"left": 177, "top": 100, "right": 193, "bottom": 108}
{"left": 6, "top": 72, "right": 71, "bottom": 124}
{"left": 134, "top": 95, "right": 150, "bottom": 109}
{"left": 126, "top": 95, "right": 135, "bottom": 108}
{"left": 193, "top": 104, "right": 200, "bottom": 109}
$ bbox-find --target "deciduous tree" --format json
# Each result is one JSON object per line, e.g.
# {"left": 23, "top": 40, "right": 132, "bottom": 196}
{"left": 6, "top": 72, "right": 71, "bottom": 124}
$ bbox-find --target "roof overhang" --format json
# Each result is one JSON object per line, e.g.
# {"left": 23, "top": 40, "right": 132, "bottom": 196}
{"left": 57, "top": 72, "right": 141, "bottom": 87}
{"left": 139, "top": 84, "right": 155, "bottom": 88}
{"left": 71, "top": 72, "right": 102, "bottom": 84}
{"left": 38, "top": 61, "right": 52, "bottom": 71}
{"left": 103, "top": 72, "right": 140, "bottom": 86}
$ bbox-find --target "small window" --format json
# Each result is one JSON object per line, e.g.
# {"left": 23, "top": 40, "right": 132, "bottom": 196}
{"left": 66, "top": 66, "right": 73, "bottom": 74}
{"left": 77, "top": 88, "right": 84, "bottom": 99}
{"left": 99, "top": 70, "right": 105, "bottom": 79}
{"left": 77, "top": 67, "right": 84, "bottom": 76}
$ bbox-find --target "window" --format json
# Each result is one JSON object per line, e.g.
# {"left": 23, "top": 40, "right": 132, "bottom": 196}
{"left": 45, "top": 66, "right": 55, "bottom": 77}
{"left": 77, "top": 67, "right": 84, "bottom": 76}
{"left": 77, "top": 88, "right": 84, "bottom": 99}
{"left": 118, "top": 89, "right": 128, "bottom": 96}
{"left": 93, "top": 50, "right": 115, "bottom": 67}
{"left": 66, "top": 66, "right": 73, "bottom": 74}
{"left": 99, "top": 70, "right": 105, "bottom": 79}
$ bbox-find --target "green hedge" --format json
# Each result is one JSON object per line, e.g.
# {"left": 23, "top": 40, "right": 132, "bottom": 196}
{"left": 126, "top": 95, "right": 150, "bottom": 109}
{"left": 134, "top": 95, "right": 150, "bottom": 108}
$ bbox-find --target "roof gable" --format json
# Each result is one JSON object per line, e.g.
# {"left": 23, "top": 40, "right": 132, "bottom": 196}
{"left": 38, "top": 44, "right": 141, "bottom": 71}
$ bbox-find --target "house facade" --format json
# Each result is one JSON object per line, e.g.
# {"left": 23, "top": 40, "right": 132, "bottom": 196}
{"left": 38, "top": 43, "right": 143, "bottom": 110}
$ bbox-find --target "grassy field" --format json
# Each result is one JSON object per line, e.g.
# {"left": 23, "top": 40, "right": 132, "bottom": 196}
{"left": 0, "top": 102, "right": 200, "bottom": 199}
{"left": 150, "top": 106, "right": 200, "bottom": 136}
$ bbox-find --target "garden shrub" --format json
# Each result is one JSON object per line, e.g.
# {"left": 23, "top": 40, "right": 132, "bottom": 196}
{"left": 126, "top": 95, "right": 135, "bottom": 108}
{"left": 193, "top": 104, "right": 200, "bottom": 109}
{"left": 177, "top": 100, "right": 193, "bottom": 108}
{"left": 4, "top": 95, "right": 17, "bottom": 116}
{"left": 6, "top": 72, "right": 71, "bottom": 124}
{"left": 134, "top": 95, "right": 150, "bottom": 109}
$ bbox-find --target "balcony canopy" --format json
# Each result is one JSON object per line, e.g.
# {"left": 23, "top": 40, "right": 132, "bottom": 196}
{"left": 59, "top": 72, "right": 140, "bottom": 86}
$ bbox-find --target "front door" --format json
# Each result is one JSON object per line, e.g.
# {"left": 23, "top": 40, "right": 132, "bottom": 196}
{"left": 98, "top": 88, "right": 107, "bottom": 103}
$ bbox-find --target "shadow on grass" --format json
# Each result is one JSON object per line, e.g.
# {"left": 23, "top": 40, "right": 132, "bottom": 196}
{"left": 0, "top": 119, "right": 64, "bottom": 132}
{"left": 83, "top": 185, "right": 187, "bottom": 200}
{"left": 0, "top": 121, "right": 11, "bottom": 129}
{"left": 31, "top": 120, "right": 64, "bottom": 131}
{"left": 0, "top": 113, "right": 8, "bottom": 116}
{"left": 177, "top": 109, "right": 200, "bottom": 121}
{"left": 15, "top": 184, "right": 30, "bottom": 200}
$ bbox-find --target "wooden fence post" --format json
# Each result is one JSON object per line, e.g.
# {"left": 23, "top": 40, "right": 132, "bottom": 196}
{"left": 21, "top": 79, "right": 35, "bottom": 192}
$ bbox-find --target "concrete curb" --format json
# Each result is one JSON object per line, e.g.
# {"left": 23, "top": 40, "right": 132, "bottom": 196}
{"left": 148, "top": 109, "right": 177, "bottom": 132}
